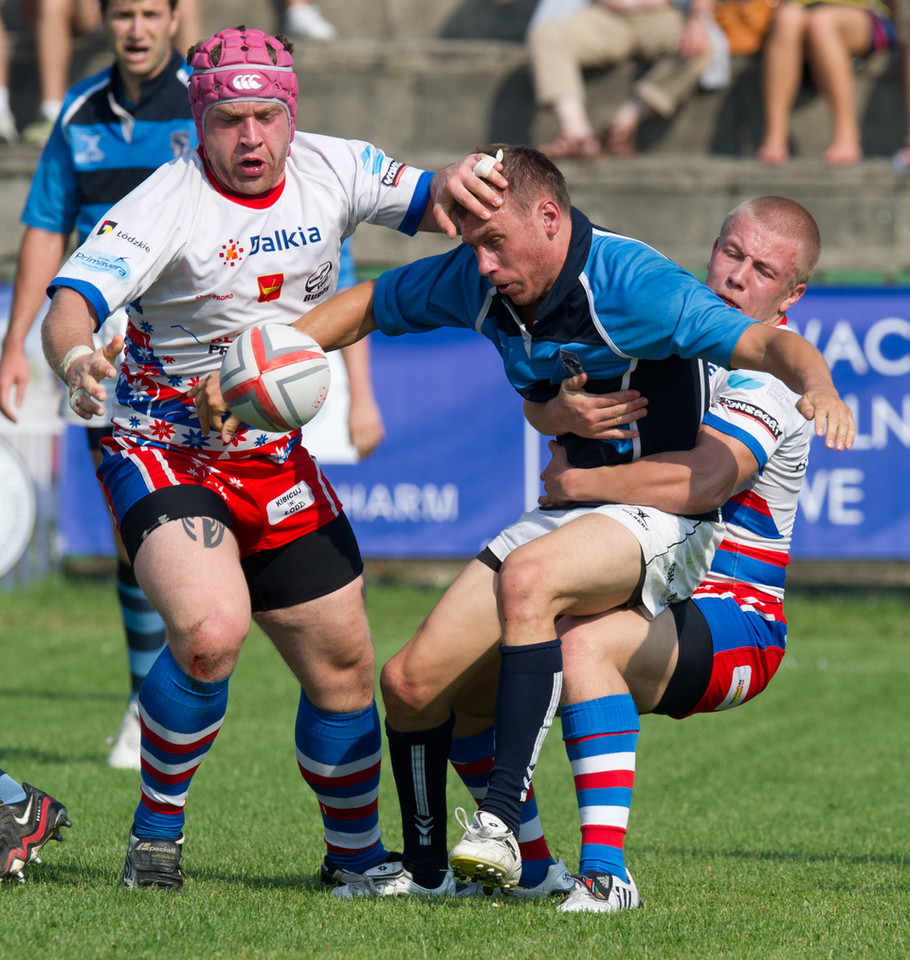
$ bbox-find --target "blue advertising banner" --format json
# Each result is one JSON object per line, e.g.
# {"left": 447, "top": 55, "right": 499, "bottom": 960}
{"left": 787, "top": 288, "right": 910, "bottom": 558}
{"left": 57, "top": 288, "right": 910, "bottom": 559}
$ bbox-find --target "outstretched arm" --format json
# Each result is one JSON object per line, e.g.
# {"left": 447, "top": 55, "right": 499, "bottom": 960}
{"left": 294, "top": 279, "right": 379, "bottom": 349}
{"left": 730, "top": 323, "right": 854, "bottom": 450}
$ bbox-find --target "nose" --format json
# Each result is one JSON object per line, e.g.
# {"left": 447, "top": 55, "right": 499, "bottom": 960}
{"left": 728, "top": 259, "right": 750, "bottom": 287}
{"left": 238, "top": 117, "right": 263, "bottom": 145}
{"left": 474, "top": 247, "right": 496, "bottom": 278}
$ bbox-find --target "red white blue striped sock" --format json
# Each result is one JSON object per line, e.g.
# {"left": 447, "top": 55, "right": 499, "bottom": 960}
{"left": 562, "top": 694, "right": 639, "bottom": 880}
{"left": 295, "top": 691, "right": 387, "bottom": 873}
{"left": 449, "top": 726, "right": 556, "bottom": 887}
{"left": 133, "top": 645, "right": 228, "bottom": 839}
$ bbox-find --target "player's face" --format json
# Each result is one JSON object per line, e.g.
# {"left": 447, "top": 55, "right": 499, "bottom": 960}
{"left": 707, "top": 214, "right": 805, "bottom": 324}
{"left": 105, "top": 0, "right": 178, "bottom": 93}
{"left": 203, "top": 102, "right": 290, "bottom": 196}
{"left": 461, "top": 201, "right": 560, "bottom": 307}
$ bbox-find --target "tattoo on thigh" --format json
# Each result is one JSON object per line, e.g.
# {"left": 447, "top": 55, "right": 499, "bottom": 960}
{"left": 180, "top": 517, "right": 226, "bottom": 549}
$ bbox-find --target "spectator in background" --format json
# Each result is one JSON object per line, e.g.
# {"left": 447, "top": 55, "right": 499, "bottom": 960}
{"left": 22, "top": 0, "right": 201, "bottom": 144}
{"left": 0, "top": 14, "right": 17, "bottom": 141}
{"left": 756, "top": 0, "right": 896, "bottom": 166}
{"left": 527, "top": 0, "right": 718, "bottom": 159}
{"left": 891, "top": 37, "right": 910, "bottom": 174}
{"left": 0, "top": 0, "right": 197, "bottom": 771}
{"left": 284, "top": 0, "right": 337, "bottom": 40}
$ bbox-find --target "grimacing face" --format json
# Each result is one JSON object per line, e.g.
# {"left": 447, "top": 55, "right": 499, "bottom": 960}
{"left": 202, "top": 101, "right": 290, "bottom": 197}
{"left": 706, "top": 213, "right": 804, "bottom": 324}
{"left": 460, "top": 199, "right": 562, "bottom": 308}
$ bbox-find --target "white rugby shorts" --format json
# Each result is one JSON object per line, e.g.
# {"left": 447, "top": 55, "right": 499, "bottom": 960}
{"left": 485, "top": 503, "right": 724, "bottom": 620}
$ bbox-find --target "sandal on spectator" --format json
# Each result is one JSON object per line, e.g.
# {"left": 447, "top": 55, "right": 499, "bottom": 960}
{"left": 538, "top": 133, "right": 602, "bottom": 160}
{"left": 601, "top": 125, "right": 638, "bottom": 157}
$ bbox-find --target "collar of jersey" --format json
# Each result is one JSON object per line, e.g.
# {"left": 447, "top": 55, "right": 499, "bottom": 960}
{"left": 200, "top": 147, "right": 286, "bottom": 208}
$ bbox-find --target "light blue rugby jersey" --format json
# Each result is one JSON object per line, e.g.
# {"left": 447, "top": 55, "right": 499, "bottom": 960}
{"left": 373, "top": 207, "right": 756, "bottom": 466}
{"left": 22, "top": 49, "right": 196, "bottom": 245}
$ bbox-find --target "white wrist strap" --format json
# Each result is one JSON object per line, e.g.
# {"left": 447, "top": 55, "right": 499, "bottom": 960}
{"left": 59, "top": 344, "right": 93, "bottom": 381}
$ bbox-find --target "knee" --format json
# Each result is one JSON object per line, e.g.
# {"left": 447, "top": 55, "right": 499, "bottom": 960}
{"left": 497, "top": 551, "right": 551, "bottom": 624}
{"left": 170, "top": 606, "right": 248, "bottom": 683}
{"left": 380, "top": 656, "right": 435, "bottom": 725}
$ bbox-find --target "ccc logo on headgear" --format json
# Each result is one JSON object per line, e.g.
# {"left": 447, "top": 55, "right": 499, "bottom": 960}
{"left": 231, "top": 74, "right": 264, "bottom": 91}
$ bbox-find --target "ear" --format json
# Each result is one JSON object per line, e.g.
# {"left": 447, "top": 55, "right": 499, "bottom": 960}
{"left": 540, "top": 199, "right": 562, "bottom": 239}
{"left": 780, "top": 282, "right": 806, "bottom": 315}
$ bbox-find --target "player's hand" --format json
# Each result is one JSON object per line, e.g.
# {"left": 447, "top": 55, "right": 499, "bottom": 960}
{"left": 347, "top": 393, "right": 385, "bottom": 459}
{"left": 190, "top": 372, "right": 240, "bottom": 443}
{"left": 547, "top": 374, "right": 648, "bottom": 438}
{"left": 539, "top": 440, "right": 594, "bottom": 507}
{"left": 796, "top": 387, "right": 855, "bottom": 450}
{"left": 0, "top": 341, "right": 30, "bottom": 422}
{"left": 428, "top": 154, "right": 508, "bottom": 239}
{"left": 65, "top": 335, "right": 123, "bottom": 420}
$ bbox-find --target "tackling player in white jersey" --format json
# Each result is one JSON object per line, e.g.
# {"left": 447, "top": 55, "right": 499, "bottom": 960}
{"left": 532, "top": 195, "right": 820, "bottom": 912}
{"left": 39, "top": 25, "right": 506, "bottom": 891}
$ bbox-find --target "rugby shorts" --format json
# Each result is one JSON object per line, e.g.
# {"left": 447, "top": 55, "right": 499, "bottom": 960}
{"left": 96, "top": 439, "right": 360, "bottom": 610}
{"left": 482, "top": 502, "right": 723, "bottom": 619}
{"left": 655, "top": 593, "right": 787, "bottom": 718}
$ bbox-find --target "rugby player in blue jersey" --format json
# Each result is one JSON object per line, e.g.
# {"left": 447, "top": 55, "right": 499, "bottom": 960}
{"left": 208, "top": 146, "right": 853, "bottom": 899}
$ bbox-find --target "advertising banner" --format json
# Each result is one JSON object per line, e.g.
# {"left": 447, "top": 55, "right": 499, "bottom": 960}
{"left": 57, "top": 289, "right": 910, "bottom": 559}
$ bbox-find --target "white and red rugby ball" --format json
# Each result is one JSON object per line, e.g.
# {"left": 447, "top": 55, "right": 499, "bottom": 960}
{"left": 220, "top": 323, "right": 330, "bottom": 433}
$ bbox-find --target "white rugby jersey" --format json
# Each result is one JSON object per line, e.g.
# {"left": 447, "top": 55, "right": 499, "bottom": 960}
{"left": 693, "top": 327, "right": 812, "bottom": 615}
{"left": 50, "top": 133, "right": 433, "bottom": 457}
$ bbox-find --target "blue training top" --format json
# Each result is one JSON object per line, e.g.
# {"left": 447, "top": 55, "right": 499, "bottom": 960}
{"left": 22, "top": 49, "right": 196, "bottom": 244}
{"left": 373, "top": 207, "right": 757, "bottom": 467}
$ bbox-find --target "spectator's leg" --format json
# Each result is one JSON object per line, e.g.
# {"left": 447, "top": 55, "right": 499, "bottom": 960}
{"left": 757, "top": 1, "right": 809, "bottom": 164}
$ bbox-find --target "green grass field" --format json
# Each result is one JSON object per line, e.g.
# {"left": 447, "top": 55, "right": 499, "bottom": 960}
{"left": 0, "top": 574, "right": 906, "bottom": 959}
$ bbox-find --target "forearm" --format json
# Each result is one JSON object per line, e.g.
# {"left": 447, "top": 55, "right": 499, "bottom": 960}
{"left": 340, "top": 339, "right": 375, "bottom": 404}
{"left": 294, "top": 280, "right": 378, "bottom": 351}
{"left": 4, "top": 227, "right": 69, "bottom": 349}
{"left": 731, "top": 324, "right": 834, "bottom": 397}
{"left": 41, "top": 288, "right": 98, "bottom": 380}
{"left": 576, "top": 454, "right": 727, "bottom": 514}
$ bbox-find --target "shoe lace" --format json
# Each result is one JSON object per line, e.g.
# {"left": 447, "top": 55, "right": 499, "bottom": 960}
{"left": 453, "top": 806, "right": 472, "bottom": 833}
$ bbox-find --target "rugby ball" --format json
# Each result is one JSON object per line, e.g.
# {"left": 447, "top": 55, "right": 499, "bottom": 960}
{"left": 220, "top": 323, "right": 331, "bottom": 433}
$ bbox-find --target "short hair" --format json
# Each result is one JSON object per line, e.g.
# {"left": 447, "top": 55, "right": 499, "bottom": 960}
{"left": 458, "top": 144, "right": 572, "bottom": 220}
{"left": 101, "top": 0, "right": 179, "bottom": 14}
{"left": 721, "top": 196, "right": 821, "bottom": 286}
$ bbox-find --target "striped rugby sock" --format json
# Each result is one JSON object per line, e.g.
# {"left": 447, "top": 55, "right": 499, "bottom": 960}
{"left": 132, "top": 645, "right": 228, "bottom": 840}
{"left": 116, "top": 561, "right": 167, "bottom": 696}
{"left": 562, "top": 694, "right": 640, "bottom": 880}
{"left": 449, "top": 726, "right": 556, "bottom": 887}
{"left": 295, "top": 691, "right": 386, "bottom": 874}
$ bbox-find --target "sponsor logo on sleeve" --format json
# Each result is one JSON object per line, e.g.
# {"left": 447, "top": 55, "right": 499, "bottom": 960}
{"left": 97, "top": 220, "right": 118, "bottom": 235}
{"left": 381, "top": 159, "right": 407, "bottom": 187}
{"left": 719, "top": 397, "right": 782, "bottom": 440}
{"left": 72, "top": 250, "right": 130, "bottom": 281}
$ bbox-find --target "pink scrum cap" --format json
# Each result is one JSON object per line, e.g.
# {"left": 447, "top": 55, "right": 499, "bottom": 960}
{"left": 188, "top": 27, "right": 298, "bottom": 148}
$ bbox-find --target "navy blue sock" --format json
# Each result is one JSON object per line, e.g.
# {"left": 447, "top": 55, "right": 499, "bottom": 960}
{"left": 386, "top": 714, "right": 454, "bottom": 889}
{"left": 481, "top": 640, "right": 563, "bottom": 836}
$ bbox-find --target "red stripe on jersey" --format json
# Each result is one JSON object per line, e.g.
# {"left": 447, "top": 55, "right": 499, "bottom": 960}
{"left": 714, "top": 539, "right": 789, "bottom": 566}
{"left": 729, "top": 489, "right": 773, "bottom": 516}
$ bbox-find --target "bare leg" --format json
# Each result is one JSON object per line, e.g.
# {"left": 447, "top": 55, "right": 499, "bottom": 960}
{"left": 757, "top": 2, "right": 808, "bottom": 165}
